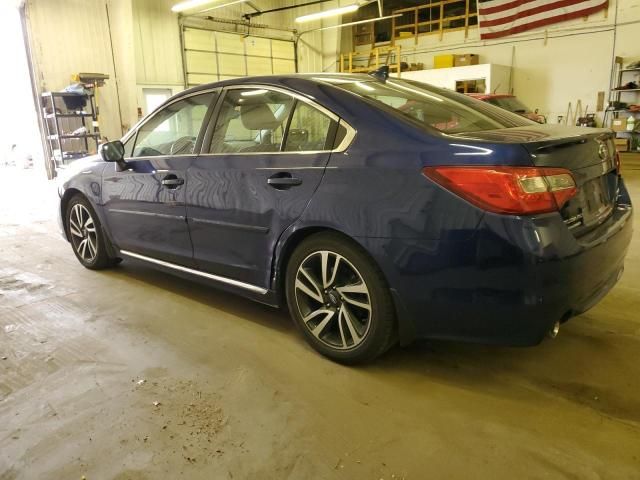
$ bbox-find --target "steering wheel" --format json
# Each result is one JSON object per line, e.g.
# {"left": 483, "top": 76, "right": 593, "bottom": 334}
{"left": 169, "top": 136, "right": 196, "bottom": 155}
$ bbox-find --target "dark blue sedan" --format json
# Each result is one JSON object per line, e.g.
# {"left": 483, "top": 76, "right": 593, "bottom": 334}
{"left": 57, "top": 72, "right": 633, "bottom": 364}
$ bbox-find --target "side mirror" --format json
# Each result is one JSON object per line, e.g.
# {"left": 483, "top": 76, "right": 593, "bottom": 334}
{"left": 99, "top": 140, "right": 125, "bottom": 163}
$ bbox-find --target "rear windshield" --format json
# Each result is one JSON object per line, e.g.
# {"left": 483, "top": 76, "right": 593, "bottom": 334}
{"left": 487, "top": 96, "right": 530, "bottom": 114}
{"left": 334, "top": 79, "right": 533, "bottom": 134}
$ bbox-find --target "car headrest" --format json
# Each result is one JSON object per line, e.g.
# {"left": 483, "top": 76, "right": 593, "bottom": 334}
{"left": 240, "top": 104, "right": 280, "bottom": 130}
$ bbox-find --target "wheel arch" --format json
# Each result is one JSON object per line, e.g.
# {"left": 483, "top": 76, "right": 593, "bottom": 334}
{"left": 60, "top": 188, "right": 84, "bottom": 241}
{"left": 272, "top": 226, "right": 336, "bottom": 302}
{"left": 272, "top": 225, "right": 416, "bottom": 346}
{"left": 60, "top": 189, "right": 119, "bottom": 259}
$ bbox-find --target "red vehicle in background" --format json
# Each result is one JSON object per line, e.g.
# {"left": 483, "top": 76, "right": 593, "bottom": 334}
{"left": 467, "top": 93, "right": 546, "bottom": 124}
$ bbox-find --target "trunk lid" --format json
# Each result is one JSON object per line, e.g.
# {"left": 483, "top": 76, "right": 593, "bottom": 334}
{"left": 453, "top": 125, "right": 618, "bottom": 236}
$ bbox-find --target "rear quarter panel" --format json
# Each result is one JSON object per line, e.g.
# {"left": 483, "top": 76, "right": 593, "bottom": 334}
{"left": 295, "top": 89, "right": 533, "bottom": 240}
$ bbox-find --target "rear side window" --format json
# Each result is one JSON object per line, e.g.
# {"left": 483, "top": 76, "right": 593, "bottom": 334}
{"left": 334, "top": 79, "right": 532, "bottom": 134}
{"left": 284, "top": 102, "right": 334, "bottom": 152}
{"left": 132, "top": 92, "right": 214, "bottom": 157}
{"left": 208, "top": 89, "right": 294, "bottom": 154}
{"left": 487, "top": 96, "right": 530, "bottom": 114}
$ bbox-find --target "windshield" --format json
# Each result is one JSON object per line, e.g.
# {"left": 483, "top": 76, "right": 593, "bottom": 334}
{"left": 486, "top": 96, "right": 530, "bottom": 114}
{"left": 334, "top": 79, "right": 533, "bottom": 134}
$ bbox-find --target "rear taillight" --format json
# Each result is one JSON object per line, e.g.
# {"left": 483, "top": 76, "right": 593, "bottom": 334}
{"left": 423, "top": 166, "right": 577, "bottom": 215}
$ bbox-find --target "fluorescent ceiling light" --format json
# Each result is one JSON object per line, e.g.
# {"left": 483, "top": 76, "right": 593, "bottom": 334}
{"left": 172, "top": 0, "right": 214, "bottom": 12}
{"left": 300, "top": 14, "right": 401, "bottom": 36}
{"left": 172, "top": 0, "right": 244, "bottom": 12}
{"left": 295, "top": 4, "right": 359, "bottom": 23}
{"left": 197, "top": 0, "right": 246, "bottom": 13}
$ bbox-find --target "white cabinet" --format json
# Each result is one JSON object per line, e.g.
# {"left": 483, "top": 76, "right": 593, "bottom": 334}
{"left": 401, "top": 64, "right": 512, "bottom": 95}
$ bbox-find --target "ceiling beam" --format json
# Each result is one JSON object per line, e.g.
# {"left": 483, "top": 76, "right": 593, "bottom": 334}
{"left": 242, "top": 0, "right": 333, "bottom": 20}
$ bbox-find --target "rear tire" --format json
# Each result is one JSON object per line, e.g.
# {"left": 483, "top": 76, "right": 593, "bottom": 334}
{"left": 66, "top": 195, "right": 118, "bottom": 270}
{"left": 285, "top": 232, "right": 396, "bottom": 364}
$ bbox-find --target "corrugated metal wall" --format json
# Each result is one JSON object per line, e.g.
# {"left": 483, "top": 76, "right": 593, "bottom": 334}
{"left": 26, "top": 0, "right": 187, "bottom": 142}
{"left": 24, "top": 0, "right": 338, "bottom": 148}
{"left": 25, "top": 0, "right": 126, "bottom": 142}
{"left": 108, "top": 0, "right": 138, "bottom": 132}
{"left": 132, "top": 0, "right": 183, "bottom": 86}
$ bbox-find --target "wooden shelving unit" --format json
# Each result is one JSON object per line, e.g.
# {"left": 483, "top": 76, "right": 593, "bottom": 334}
{"left": 339, "top": 45, "right": 402, "bottom": 76}
{"left": 353, "top": 22, "right": 375, "bottom": 47}
{"left": 391, "top": 0, "right": 478, "bottom": 45}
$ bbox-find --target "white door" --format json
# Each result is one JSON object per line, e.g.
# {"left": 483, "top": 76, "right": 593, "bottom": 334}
{"left": 182, "top": 27, "right": 296, "bottom": 87}
{"left": 142, "top": 88, "right": 172, "bottom": 117}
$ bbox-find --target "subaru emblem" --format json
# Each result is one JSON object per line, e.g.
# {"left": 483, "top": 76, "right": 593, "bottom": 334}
{"left": 597, "top": 141, "right": 608, "bottom": 160}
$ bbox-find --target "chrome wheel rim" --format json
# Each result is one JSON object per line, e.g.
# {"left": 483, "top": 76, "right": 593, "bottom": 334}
{"left": 294, "top": 250, "right": 372, "bottom": 350}
{"left": 69, "top": 204, "right": 98, "bottom": 263}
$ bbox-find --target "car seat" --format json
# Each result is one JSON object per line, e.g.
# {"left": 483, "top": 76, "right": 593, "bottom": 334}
{"left": 239, "top": 104, "right": 281, "bottom": 152}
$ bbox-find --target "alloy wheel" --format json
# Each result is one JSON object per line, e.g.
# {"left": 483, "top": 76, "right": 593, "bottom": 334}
{"left": 69, "top": 203, "right": 98, "bottom": 263}
{"left": 294, "top": 250, "right": 372, "bottom": 350}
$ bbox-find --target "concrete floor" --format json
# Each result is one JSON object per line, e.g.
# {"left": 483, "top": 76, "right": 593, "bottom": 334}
{"left": 1, "top": 163, "right": 639, "bottom": 480}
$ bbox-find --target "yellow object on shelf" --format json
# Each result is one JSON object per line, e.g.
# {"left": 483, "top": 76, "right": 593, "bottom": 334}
{"left": 434, "top": 54, "right": 454, "bottom": 69}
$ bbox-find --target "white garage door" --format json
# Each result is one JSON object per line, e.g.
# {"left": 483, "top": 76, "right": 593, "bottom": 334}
{"left": 183, "top": 27, "right": 296, "bottom": 87}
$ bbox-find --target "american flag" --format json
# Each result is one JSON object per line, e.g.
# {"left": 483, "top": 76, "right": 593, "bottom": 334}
{"left": 478, "top": 0, "right": 609, "bottom": 40}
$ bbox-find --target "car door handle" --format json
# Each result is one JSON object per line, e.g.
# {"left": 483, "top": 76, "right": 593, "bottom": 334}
{"left": 267, "top": 174, "right": 302, "bottom": 189}
{"left": 161, "top": 176, "right": 184, "bottom": 188}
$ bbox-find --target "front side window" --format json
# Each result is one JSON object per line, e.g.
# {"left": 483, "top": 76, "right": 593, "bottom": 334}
{"left": 132, "top": 92, "right": 214, "bottom": 157}
{"left": 284, "top": 102, "right": 334, "bottom": 152}
{"left": 334, "top": 79, "right": 532, "bottom": 134}
{"left": 209, "top": 89, "right": 294, "bottom": 154}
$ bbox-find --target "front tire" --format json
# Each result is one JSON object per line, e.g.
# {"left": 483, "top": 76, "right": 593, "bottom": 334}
{"left": 66, "top": 195, "right": 117, "bottom": 270}
{"left": 286, "top": 232, "right": 396, "bottom": 364}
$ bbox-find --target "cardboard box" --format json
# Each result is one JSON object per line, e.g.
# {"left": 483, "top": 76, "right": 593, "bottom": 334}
{"left": 454, "top": 54, "right": 479, "bottom": 67}
{"left": 611, "top": 118, "right": 628, "bottom": 132}
{"left": 614, "top": 138, "right": 629, "bottom": 152}
{"left": 434, "top": 54, "right": 454, "bottom": 69}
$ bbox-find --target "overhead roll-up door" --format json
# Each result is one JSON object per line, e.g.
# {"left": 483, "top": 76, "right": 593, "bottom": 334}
{"left": 182, "top": 27, "right": 296, "bottom": 87}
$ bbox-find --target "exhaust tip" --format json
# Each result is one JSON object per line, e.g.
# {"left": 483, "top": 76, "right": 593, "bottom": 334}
{"left": 548, "top": 320, "right": 561, "bottom": 339}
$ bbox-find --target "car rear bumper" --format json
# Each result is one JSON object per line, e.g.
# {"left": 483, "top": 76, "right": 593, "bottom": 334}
{"left": 357, "top": 180, "right": 633, "bottom": 346}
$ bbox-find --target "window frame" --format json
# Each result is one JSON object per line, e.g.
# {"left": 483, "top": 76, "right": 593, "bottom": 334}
{"left": 201, "top": 84, "right": 356, "bottom": 156}
{"left": 120, "top": 88, "right": 221, "bottom": 161}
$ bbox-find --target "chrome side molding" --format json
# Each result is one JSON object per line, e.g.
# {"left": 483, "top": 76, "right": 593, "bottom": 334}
{"left": 119, "top": 250, "right": 268, "bottom": 295}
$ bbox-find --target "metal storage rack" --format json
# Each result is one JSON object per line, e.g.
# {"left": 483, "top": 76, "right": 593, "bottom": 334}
{"left": 607, "top": 57, "right": 640, "bottom": 154}
{"left": 41, "top": 90, "right": 100, "bottom": 169}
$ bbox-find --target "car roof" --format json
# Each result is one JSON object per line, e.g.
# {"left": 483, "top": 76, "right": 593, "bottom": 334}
{"left": 173, "top": 73, "right": 377, "bottom": 99}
